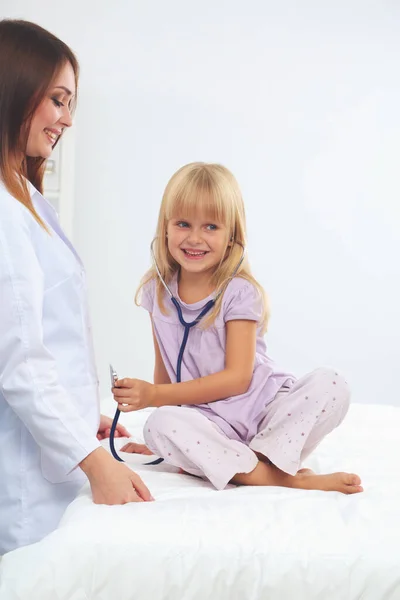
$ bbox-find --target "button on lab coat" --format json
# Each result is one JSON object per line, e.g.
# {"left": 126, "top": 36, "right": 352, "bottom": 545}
{"left": 0, "top": 182, "right": 101, "bottom": 554}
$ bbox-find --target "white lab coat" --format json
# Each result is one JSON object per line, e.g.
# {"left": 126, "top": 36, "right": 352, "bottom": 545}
{"left": 0, "top": 181, "right": 101, "bottom": 555}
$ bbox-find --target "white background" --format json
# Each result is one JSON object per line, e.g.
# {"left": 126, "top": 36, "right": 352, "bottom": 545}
{"left": 2, "top": 1, "right": 399, "bottom": 405}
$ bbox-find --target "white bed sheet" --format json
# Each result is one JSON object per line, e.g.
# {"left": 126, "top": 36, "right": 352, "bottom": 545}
{"left": 1, "top": 401, "right": 400, "bottom": 600}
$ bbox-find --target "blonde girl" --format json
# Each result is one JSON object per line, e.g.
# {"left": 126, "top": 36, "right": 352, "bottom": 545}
{"left": 114, "top": 163, "right": 362, "bottom": 495}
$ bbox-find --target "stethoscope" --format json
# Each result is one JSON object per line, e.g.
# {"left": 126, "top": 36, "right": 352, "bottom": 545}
{"left": 109, "top": 238, "right": 246, "bottom": 464}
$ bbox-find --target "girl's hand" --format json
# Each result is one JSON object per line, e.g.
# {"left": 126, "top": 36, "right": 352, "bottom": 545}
{"left": 97, "top": 414, "right": 131, "bottom": 440}
{"left": 113, "top": 378, "right": 156, "bottom": 412}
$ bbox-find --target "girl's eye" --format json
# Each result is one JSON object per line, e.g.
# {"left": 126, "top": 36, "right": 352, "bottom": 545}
{"left": 206, "top": 224, "right": 217, "bottom": 231}
{"left": 177, "top": 221, "right": 189, "bottom": 228}
{"left": 52, "top": 97, "right": 64, "bottom": 108}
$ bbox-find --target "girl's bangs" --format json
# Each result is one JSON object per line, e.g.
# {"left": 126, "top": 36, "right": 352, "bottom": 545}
{"left": 166, "top": 173, "right": 232, "bottom": 226}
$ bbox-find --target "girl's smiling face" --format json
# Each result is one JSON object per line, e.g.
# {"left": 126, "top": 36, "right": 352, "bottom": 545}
{"left": 167, "top": 209, "right": 229, "bottom": 276}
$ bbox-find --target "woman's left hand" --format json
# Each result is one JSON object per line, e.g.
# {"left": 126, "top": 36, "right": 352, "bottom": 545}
{"left": 113, "top": 378, "right": 156, "bottom": 412}
{"left": 97, "top": 414, "right": 131, "bottom": 440}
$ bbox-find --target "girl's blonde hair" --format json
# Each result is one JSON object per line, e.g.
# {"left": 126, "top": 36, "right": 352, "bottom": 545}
{"left": 136, "top": 162, "right": 269, "bottom": 333}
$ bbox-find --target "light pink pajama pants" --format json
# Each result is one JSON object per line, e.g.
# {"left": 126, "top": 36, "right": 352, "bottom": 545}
{"left": 143, "top": 368, "right": 350, "bottom": 490}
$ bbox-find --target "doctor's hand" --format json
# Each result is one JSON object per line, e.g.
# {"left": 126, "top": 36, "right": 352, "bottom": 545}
{"left": 96, "top": 414, "right": 131, "bottom": 440}
{"left": 80, "top": 447, "right": 154, "bottom": 504}
{"left": 113, "top": 378, "right": 156, "bottom": 412}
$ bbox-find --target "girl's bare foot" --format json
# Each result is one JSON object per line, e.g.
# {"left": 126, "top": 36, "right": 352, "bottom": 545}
{"left": 232, "top": 461, "right": 363, "bottom": 494}
{"left": 120, "top": 442, "right": 153, "bottom": 455}
{"left": 295, "top": 471, "right": 363, "bottom": 494}
{"left": 178, "top": 468, "right": 202, "bottom": 479}
{"left": 295, "top": 468, "right": 362, "bottom": 493}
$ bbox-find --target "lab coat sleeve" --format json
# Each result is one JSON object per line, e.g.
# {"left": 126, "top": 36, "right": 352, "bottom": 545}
{"left": 0, "top": 203, "right": 100, "bottom": 476}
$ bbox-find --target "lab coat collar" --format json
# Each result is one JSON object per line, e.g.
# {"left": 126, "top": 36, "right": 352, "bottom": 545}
{"left": 28, "top": 181, "right": 84, "bottom": 268}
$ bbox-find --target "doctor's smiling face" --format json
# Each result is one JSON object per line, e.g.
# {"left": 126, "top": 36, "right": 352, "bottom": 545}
{"left": 26, "top": 61, "right": 76, "bottom": 159}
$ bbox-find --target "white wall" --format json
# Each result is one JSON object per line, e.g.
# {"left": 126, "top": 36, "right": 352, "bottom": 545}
{"left": 2, "top": 1, "right": 400, "bottom": 406}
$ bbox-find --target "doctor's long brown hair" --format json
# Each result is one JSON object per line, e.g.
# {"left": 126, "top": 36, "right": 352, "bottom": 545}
{"left": 0, "top": 19, "right": 79, "bottom": 228}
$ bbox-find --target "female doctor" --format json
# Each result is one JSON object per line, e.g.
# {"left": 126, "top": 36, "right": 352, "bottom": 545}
{"left": 0, "top": 19, "right": 152, "bottom": 555}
